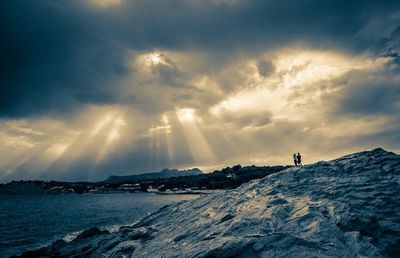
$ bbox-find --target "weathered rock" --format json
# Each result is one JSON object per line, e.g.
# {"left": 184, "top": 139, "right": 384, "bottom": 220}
{"left": 75, "top": 227, "right": 108, "bottom": 240}
{"left": 14, "top": 148, "right": 400, "bottom": 258}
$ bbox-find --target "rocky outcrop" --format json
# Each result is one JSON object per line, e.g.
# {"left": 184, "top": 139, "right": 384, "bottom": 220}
{"left": 14, "top": 148, "right": 400, "bottom": 257}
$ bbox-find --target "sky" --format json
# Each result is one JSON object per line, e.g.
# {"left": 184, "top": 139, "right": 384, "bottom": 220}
{"left": 1, "top": 0, "right": 400, "bottom": 182}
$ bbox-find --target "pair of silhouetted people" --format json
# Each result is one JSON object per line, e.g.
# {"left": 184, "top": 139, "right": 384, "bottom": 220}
{"left": 293, "top": 153, "right": 302, "bottom": 167}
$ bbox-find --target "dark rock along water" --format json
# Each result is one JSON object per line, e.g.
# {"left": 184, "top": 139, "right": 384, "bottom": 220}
{"left": 0, "top": 193, "right": 197, "bottom": 258}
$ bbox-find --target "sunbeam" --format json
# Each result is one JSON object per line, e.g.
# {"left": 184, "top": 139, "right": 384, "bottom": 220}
{"left": 176, "top": 108, "right": 216, "bottom": 164}
{"left": 162, "top": 115, "right": 175, "bottom": 166}
{"left": 91, "top": 114, "right": 114, "bottom": 137}
{"left": 95, "top": 116, "right": 126, "bottom": 164}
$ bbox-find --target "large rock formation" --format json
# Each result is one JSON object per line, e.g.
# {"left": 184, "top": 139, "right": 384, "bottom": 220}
{"left": 14, "top": 148, "right": 400, "bottom": 257}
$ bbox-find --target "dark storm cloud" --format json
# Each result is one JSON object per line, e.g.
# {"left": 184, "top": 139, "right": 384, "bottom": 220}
{"left": 0, "top": 1, "right": 127, "bottom": 118}
{"left": 325, "top": 42, "right": 400, "bottom": 118}
{"left": 372, "top": 26, "right": 400, "bottom": 57}
{"left": 1, "top": 0, "right": 400, "bottom": 118}
{"left": 337, "top": 76, "right": 400, "bottom": 116}
{"left": 109, "top": 0, "right": 400, "bottom": 51}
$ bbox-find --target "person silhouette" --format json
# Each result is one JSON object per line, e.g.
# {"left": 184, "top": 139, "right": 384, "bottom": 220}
{"left": 296, "top": 153, "right": 302, "bottom": 167}
{"left": 293, "top": 153, "right": 298, "bottom": 167}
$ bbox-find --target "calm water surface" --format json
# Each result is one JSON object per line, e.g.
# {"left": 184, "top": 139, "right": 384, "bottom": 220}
{"left": 0, "top": 193, "right": 198, "bottom": 258}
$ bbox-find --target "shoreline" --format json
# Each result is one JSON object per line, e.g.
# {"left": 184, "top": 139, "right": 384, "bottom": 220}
{"left": 11, "top": 148, "right": 400, "bottom": 257}
{"left": 1, "top": 193, "right": 199, "bottom": 258}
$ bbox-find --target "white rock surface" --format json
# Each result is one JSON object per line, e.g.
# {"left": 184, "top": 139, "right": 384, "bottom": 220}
{"left": 15, "top": 148, "right": 400, "bottom": 258}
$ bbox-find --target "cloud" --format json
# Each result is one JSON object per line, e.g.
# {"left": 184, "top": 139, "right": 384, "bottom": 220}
{"left": 0, "top": 1, "right": 127, "bottom": 118}
{"left": 1, "top": 0, "right": 400, "bottom": 181}
{"left": 257, "top": 59, "right": 276, "bottom": 77}
{"left": 1, "top": 0, "right": 400, "bottom": 118}
{"left": 87, "top": 0, "right": 123, "bottom": 8}
{"left": 334, "top": 72, "right": 400, "bottom": 116}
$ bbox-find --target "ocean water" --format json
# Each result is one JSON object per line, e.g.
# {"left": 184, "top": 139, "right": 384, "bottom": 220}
{"left": 0, "top": 193, "right": 198, "bottom": 258}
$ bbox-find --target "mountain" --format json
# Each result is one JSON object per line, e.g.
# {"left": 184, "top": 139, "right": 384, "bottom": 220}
{"left": 14, "top": 148, "right": 400, "bottom": 257}
{"left": 101, "top": 168, "right": 203, "bottom": 184}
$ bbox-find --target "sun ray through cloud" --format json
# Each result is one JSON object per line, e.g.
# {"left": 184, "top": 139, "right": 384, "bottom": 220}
{"left": 176, "top": 108, "right": 216, "bottom": 164}
{"left": 95, "top": 116, "right": 127, "bottom": 164}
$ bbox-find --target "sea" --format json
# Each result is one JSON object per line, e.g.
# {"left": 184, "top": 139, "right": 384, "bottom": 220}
{"left": 0, "top": 193, "right": 198, "bottom": 258}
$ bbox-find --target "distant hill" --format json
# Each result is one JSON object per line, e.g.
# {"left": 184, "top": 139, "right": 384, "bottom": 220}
{"left": 101, "top": 168, "right": 203, "bottom": 184}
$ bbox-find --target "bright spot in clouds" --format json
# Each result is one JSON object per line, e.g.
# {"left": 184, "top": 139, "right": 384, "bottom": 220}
{"left": 177, "top": 108, "right": 196, "bottom": 122}
{"left": 150, "top": 54, "right": 162, "bottom": 65}
{"left": 276, "top": 50, "right": 368, "bottom": 89}
{"left": 211, "top": 49, "right": 376, "bottom": 123}
{"left": 143, "top": 51, "right": 166, "bottom": 67}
